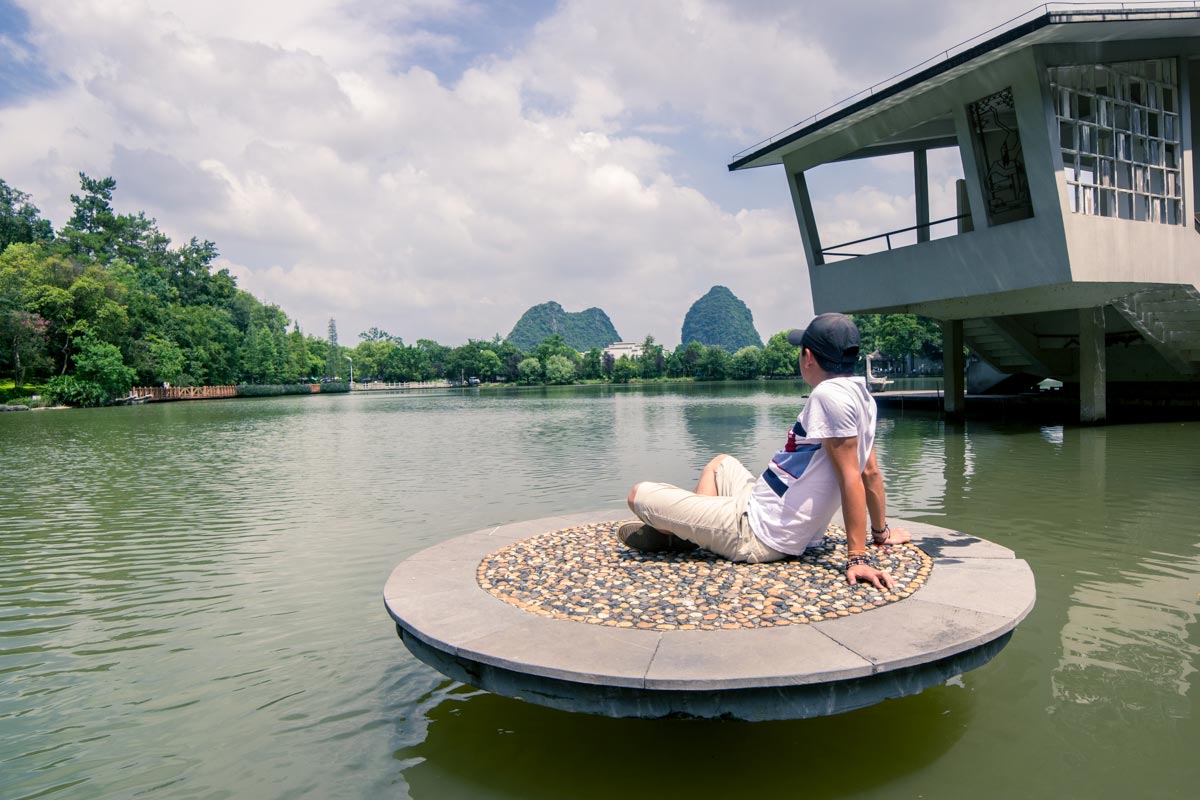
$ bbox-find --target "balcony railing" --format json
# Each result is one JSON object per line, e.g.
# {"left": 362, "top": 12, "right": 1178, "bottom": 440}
{"left": 822, "top": 213, "right": 972, "bottom": 260}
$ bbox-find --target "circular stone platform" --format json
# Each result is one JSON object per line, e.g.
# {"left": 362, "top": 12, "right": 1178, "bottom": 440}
{"left": 478, "top": 523, "right": 932, "bottom": 628}
{"left": 383, "top": 510, "right": 1035, "bottom": 721}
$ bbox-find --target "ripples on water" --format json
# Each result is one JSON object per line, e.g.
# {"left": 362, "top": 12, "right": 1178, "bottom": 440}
{"left": 1, "top": 386, "right": 1198, "bottom": 798}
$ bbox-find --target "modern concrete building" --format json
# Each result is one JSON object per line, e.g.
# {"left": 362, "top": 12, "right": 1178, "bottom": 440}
{"left": 603, "top": 341, "right": 644, "bottom": 361}
{"left": 730, "top": 4, "right": 1200, "bottom": 422}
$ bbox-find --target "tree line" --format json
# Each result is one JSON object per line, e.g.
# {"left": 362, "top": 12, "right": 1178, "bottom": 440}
{"left": 0, "top": 175, "right": 340, "bottom": 405}
{"left": 1, "top": 175, "right": 944, "bottom": 405}
{"left": 344, "top": 316, "right": 943, "bottom": 387}
{"left": 342, "top": 330, "right": 807, "bottom": 386}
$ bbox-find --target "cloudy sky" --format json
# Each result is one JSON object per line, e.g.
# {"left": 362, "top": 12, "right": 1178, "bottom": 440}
{"left": 0, "top": 0, "right": 1043, "bottom": 347}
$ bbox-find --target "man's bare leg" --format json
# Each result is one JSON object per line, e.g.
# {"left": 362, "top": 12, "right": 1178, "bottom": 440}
{"left": 695, "top": 454, "right": 730, "bottom": 496}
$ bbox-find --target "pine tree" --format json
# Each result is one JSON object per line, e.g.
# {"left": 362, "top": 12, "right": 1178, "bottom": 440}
{"left": 326, "top": 318, "right": 339, "bottom": 378}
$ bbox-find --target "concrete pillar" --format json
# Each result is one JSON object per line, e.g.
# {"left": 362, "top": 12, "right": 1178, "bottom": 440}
{"left": 956, "top": 179, "right": 975, "bottom": 233}
{"left": 942, "top": 319, "right": 965, "bottom": 420}
{"left": 1079, "top": 307, "right": 1107, "bottom": 423}
{"left": 914, "top": 149, "right": 930, "bottom": 242}
{"left": 786, "top": 170, "right": 824, "bottom": 267}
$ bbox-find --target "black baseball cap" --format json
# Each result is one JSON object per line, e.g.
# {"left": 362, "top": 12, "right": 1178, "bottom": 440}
{"left": 787, "top": 313, "right": 861, "bottom": 371}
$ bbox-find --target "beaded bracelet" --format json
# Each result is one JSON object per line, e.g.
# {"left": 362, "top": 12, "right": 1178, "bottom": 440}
{"left": 871, "top": 522, "right": 891, "bottom": 545}
{"left": 847, "top": 552, "right": 874, "bottom": 569}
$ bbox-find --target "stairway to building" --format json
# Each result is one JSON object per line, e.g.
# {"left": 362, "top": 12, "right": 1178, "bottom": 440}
{"left": 1111, "top": 284, "right": 1200, "bottom": 376}
{"left": 962, "top": 318, "right": 1037, "bottom": 373}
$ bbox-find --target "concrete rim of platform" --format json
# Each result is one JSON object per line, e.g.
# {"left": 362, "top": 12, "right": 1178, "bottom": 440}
{"left": 383, "top": 510, "right": 1036, "bottom": 719}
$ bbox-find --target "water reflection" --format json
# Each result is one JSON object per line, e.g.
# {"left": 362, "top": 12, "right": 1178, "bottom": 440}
{"left": 1053, "top": 550, "right": 1200, "bottom": 712}
{"left": 680, "top": 399, "right": 762, "bottom": 463}
{"left": 397, "top": 679, "right": 975, "bottom": 800}
{"left": 1048, "top": 425, "right": 1199, "bottom": 716}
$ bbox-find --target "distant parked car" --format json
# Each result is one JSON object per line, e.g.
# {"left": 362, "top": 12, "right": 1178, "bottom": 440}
{"left": 468, "top": 377, "right": 480, "bottom": 386}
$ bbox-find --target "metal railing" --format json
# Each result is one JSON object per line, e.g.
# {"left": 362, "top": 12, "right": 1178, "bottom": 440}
{"left": 821, "top": 214, "right": 972, "bottom": 259}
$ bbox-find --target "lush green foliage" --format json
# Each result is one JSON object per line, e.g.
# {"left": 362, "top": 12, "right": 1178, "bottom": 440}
{"left": 542, "top": 354, "right": 576, "bottom": 385}
{"left": 0, "top": 380, "right": 47, "bottom": 403}
{"left": 730, "top": 346, "right": 763, "bottom": 380}
{"left": 506, "top": 301, "right": 620, "bottom": 351}
{"left": 319, "top": 382, "right": 350, "bottom": 393}
{"left": 610, "top": 356, "right": 638, "bottom": 383}
{"left": 680, "top": 286, "right": 763, "bottom": 352}
{"left": 235, "top": 383, "right": 316, "bottom": 397}
{"left": 0, "top": 179, "right": 53, "bottom": 251}
{"left": 579, "top": 348, "right": 603, "bottom": 380}
{"left": 0, "top": 175, "right": 335, "bottom": 405}
{"left": 46, "top": 333, "right": 136, "bottom": 406}
{"left": 697, "top": 345, "right": 732, "bottom": 381}
{"left": 638, "top": 335, "right": 665, "bottom": 379}
{"left": 516, "top": 357, "right": 542, "bottom": 384}
{"left": 762, "top": 331, "right": 800, "bottom": 377}
{"left": 851, "top": 314, "right": 942, "bottom": 359}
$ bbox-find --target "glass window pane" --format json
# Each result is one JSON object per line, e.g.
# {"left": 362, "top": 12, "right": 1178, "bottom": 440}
{"left": 1060, "top": 121, "right": 1075, "bottom": 151}
{"left": 1100, "top": 189, "right": 1116, "bottom": 217}
{"left": 1118, "top": 192, "right": 1133, "bottom": 219}
{"left": 1134, "top": 194, "right": 1148, "bottom": 221}
{"left": 1079, "top": 156, "right": 1097, "bottom": 186}
{"left": 1151, "top": 168, "right": 1164, "bottom": 195}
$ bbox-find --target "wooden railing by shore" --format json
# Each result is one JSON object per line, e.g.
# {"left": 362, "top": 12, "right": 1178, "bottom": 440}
{"left": 130, "top": 385, "right": 238, "bottom": 401}
{"left": 125, "top": 381, "right": 451, "bottom": 403}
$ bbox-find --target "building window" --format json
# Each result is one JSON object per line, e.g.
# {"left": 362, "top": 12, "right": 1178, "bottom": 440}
{"left": 967, "top": 87, "right": 1034, "bottom": 225}
{"left": 1050, "top": 59, "right": 1182, "bottom": 224}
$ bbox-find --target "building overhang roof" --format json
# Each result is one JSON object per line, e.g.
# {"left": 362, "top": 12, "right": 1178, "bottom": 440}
{"left": 728, "top": 5, "right": 1200, "bottom": 172}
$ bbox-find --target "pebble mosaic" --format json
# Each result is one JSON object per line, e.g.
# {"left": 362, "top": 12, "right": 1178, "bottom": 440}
{"left": 477, "top": 521, "right": 933, "bottom": 630}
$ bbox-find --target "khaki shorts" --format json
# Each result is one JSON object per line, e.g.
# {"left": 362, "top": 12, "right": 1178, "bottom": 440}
{"left": 630, "top": 456, "right": 787, "bottom": 564}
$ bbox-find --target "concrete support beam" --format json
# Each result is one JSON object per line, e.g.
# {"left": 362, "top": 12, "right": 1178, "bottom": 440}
{"left": 943, "top": 319, "right": 965, "bottom": 420}
{"left": 955, "top": 179, "right": 974, "bottom": 234}
{"left": 786, "top": 169, "right": 824, "bottom": 268}
{"left": 914, "top": 149, "right": 930, "bottom": 243}
{"left": 1079, "top": 307, "right": 1107, "bottom": 424}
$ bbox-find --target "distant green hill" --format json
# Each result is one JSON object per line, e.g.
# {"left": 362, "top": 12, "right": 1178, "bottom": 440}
{"left": 680, "top": 286, "right": 763, "bottom": 352}
{"left": 507, "top": 301, "right": 621, "bottom": 351}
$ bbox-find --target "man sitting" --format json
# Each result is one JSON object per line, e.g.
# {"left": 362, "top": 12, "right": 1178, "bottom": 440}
{"left": 621, "top": 313, "right": 909, "bottom": 589}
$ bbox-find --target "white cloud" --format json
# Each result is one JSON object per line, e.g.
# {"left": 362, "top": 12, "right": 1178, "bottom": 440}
{"left": 0, "top": 0, "right": 1047, "bottom": 348}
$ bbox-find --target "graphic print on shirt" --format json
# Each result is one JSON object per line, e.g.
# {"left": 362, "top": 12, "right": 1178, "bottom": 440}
{"left": 784, "top": 420, "right": 807, "bottom": 452}
{"left": 763, "top": 421, "right": 820, "bottom": 497}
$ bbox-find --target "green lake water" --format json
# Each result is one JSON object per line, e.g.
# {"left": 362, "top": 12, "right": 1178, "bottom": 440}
{"left": 1, "top": 383, "right": 1197, "bottom": 799}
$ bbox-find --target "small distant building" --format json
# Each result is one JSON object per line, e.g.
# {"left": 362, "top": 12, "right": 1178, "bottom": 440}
{"left": 730, "top": 6, "right": 1200, "bottom": 422}
{"left": 604, "top": 342, "right": 644, "bottom": 360}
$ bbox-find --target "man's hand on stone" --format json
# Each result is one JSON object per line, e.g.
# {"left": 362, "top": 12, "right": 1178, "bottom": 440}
{"left": 846, "top": 563, "right": 895, "bottom": 590}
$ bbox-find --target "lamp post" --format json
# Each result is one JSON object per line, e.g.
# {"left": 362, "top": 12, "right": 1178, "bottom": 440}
{"left": 345, "top": 355, "right": 353, "bottom": 387}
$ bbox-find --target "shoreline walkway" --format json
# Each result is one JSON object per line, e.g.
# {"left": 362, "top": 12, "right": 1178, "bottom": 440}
{"left": 872, "top": 388, "right": 1200, "bottom": 420}
{"left": 383, "top": 510, "right": 1035, "bottom": 720}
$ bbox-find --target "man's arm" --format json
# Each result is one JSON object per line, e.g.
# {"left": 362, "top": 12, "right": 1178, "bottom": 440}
{"left": 862, "top": 448, "right": 910, "bottom": 546}
{"left": 822, "top": 436, "right": 894, "bottom": 589}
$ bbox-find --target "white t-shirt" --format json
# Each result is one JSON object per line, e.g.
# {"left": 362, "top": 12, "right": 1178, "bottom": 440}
{"left": 746, "top": 376, "right": 877, "bottom": 555}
